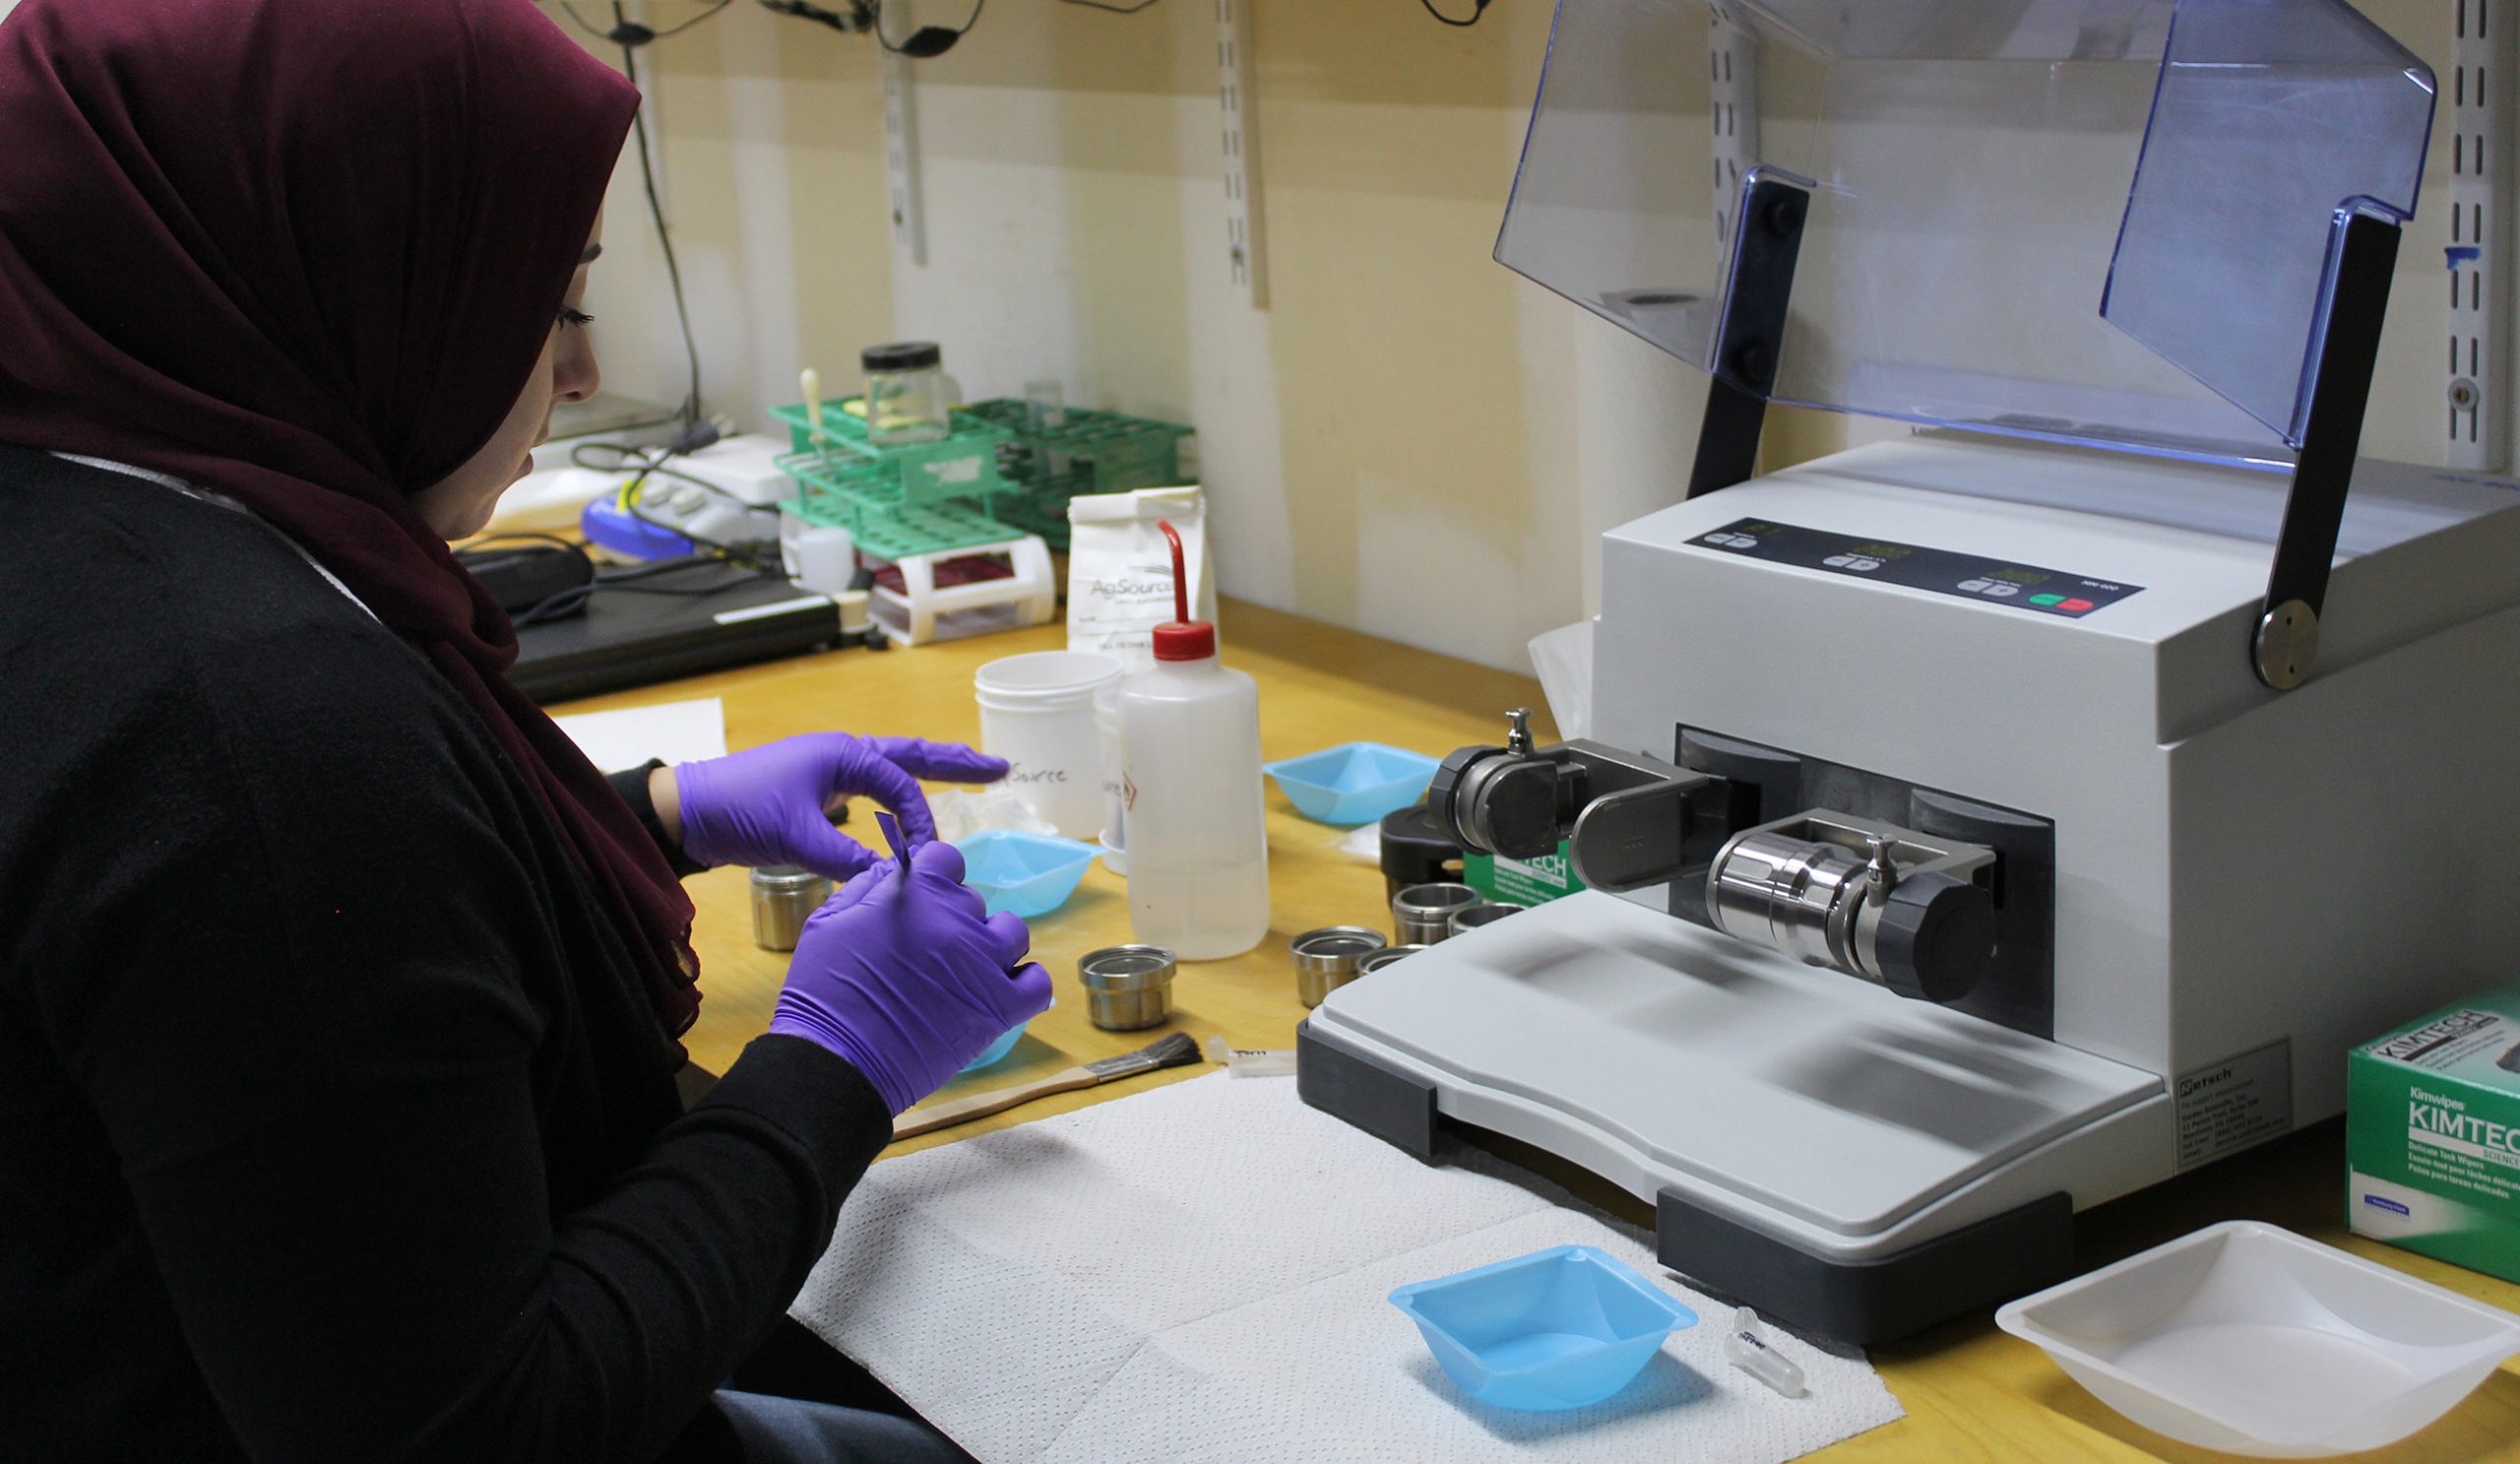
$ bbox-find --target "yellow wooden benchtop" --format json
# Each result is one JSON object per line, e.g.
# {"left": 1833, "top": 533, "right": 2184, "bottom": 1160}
{"left": 555, "top": 598, "right": 2520, "bottom": 1463}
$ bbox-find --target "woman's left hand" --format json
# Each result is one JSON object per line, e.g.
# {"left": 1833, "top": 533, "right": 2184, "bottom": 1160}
{"left": 660, "top": 732, "right": 1008, "bottom": 878}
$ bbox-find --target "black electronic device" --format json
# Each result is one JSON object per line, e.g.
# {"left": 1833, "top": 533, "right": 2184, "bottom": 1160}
{"left": 512, "top": 568, "right": 842, "bottom": 705}
{"left": 458, "top": 541, "right": 596, "bottom": 617}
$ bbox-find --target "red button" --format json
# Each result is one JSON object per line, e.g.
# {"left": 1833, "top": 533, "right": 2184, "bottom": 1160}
{"left": 2059, "top": 598, "right": 2095, "bottom": 612}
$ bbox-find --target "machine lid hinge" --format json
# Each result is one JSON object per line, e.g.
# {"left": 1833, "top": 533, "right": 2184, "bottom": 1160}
{"left": 2254, "top": 209, "right": 2400, "bottom": 691}
{"left": 1686, "top": 172, "right": 1810, "bottom": 500}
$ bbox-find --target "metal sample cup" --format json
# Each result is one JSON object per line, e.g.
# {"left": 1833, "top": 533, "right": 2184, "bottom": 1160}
{"left": 1078, "top": 944, "right": 1178, "bottom": 1031}
{"left": 1391, "top": 881, "right": 1481, "bottom": 945}
{"left": 1290, "top": 925, "right": 1389, "bottom": 1007}
{"left": 1356, "top": 944, "right": 1429, "bottom": 976}
{"left": 750, "top": 865, "right": 833, "bottom": 952}
{"left": 1448, "top": 902, "right": 1523, "bottom": 939}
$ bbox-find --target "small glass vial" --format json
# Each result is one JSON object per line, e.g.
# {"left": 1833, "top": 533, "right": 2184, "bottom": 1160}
{"left": 861, "top": 341, "right": 949, "bottom": 446}
{"left": 1026, "top": 378, "right": 1074, "bottom": 477}
{"left": 1024, "top": 377, "right": 1067, "bottom": 431}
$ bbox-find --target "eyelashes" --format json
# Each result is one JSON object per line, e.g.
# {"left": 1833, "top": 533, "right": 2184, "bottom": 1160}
{"left": 559, "top": 306, "right": 596, "bottom": 329}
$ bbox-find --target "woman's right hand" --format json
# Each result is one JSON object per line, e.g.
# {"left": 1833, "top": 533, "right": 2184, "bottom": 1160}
{"left": 769, "top": 841, "right": 1052, "bottom": 1114}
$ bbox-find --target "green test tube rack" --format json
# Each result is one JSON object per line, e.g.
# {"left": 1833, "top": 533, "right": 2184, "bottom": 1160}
{"left": 962, "top": 400, "right": 1196, "bottom": 551}
{"left": 767, "top": 396, "right": 1198, "bottom": 560}
{"left": 769, "top": 398, "right": 1029, "bottom": 561}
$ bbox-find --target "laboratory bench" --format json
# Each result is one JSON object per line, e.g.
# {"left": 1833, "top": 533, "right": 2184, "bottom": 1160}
{"left": 553, "top": 599, "right": 2520, "bottom": 1464}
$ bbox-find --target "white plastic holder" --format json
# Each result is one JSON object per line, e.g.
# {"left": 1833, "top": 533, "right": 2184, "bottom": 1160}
{"left": 1996, "top": 1220, "right": 2520, "bottom": 1457}
{"left": 782, "top": 518, "right": 857, "bottom": 598}
{"left": 865, "top": 534, "right": 1056, "bottom": 647}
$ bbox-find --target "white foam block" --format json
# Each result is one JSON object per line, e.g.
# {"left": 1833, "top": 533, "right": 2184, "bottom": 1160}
{"left": 793, "top": 1072, "right": 1902, "bottom": 1463}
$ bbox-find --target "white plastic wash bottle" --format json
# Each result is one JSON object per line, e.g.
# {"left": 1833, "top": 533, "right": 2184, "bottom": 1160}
{"left": 1116, "top": 520, "right": 1270, "bottom": 958}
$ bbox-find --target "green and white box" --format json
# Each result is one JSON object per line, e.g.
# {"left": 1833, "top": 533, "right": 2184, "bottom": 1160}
{"left": 2347, "top": 986, "right": 2520, "bottom": 1285}
{"left": 1464, "top": 844, "right": 1587, "bottom": 907}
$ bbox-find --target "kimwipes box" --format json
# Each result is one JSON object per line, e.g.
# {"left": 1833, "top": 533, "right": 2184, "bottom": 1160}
{"left": 2347, "top": 987, "right": 2520, "bottom": 1284}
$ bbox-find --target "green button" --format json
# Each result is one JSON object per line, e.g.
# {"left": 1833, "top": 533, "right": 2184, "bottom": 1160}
{"left": 2030, "top": 593, "right": 2066, "bottom": 605}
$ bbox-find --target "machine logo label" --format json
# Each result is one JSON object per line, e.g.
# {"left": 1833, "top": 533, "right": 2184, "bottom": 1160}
{"left": 2371, "top": 1009, "right": 2501, "bottom": 1065}
{"left": 2408, "top": 1100, "right": 2520, "bottom": 1158}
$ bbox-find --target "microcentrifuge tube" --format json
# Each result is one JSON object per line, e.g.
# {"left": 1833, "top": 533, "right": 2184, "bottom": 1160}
{"left": 1203, "top": 1035, "right": 1296, "bottom": 1077}
{"left": 1725, "top": 1306, "right": 1806, "bottom": 1398}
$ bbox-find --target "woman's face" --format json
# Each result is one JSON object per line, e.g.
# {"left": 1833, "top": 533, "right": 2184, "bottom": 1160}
{"left": 410, "top": 213, "right": 605, "bottom": 540}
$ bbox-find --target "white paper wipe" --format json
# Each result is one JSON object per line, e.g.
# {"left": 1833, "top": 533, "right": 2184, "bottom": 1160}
{"left": 551, "top": 697, "right": 726, "bottom": 773}
{"left": 792, "top": 1073, "right": 1902, "bottom": 1464}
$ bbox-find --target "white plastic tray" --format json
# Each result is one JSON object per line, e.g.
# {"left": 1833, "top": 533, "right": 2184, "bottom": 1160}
{"left": 1997, "top": 1220, "right": 2520, "bottom": 1457}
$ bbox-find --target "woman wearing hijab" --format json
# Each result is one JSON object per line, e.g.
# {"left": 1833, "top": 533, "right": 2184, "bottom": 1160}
{"left": 0, "top": 1, "right": 1052, "bottom": 1460}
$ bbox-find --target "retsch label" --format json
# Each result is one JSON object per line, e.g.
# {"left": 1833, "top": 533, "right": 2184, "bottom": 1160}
{"left": 2174, "top": 1040, "right": 2293, "bottom": 1170}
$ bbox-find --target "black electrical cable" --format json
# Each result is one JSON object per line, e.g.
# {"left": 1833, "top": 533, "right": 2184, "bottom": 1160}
{"left": 648, "top": 0, "right": 736, "bottom": 38}
{"left": 1420, "top": 0, "right": 1493, "bottom": 25}
{"left": 610, "top": 7, "right": 707, "bottom": 430}
{"left": 458, "top": 531, "right": 590, "bottom": 556}
{"left": 501, "top": 539, "right": 779, "bottom": 629}
{"left": 559, "top": 0, "right": 734, "bottom": 43}
{"left": 875, "top": 0, "right": 984, "bottom": 55}
{"left": 756, "top": 0, "right": 876, "bottom": 34}
{"left": 556, "top": 2, "right": 613, "bottom": 41}
{"left": 564, "top": 1, "right": 985, "bottom": 54}
{"left": 1059, "top": 0, "right": 1163, "bottom": 13}
{"left": 570, "top": 441, "right": 784, "bottom": 573}
{"left": 569, "top": 442, "right": 760, "bottom": 515}
{"left": 623, "top": 506, "right": 780, "bottom": 574}
{"left": 598, "top": 555, "right": 759, "bottom": 585}
{"left": 513, "top": 555, "right": 778, "bottom": 628}
{"left": 453, "top": 477, "right": 779, "bottom": 628}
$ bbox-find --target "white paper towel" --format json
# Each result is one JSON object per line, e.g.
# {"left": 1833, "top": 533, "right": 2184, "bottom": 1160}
{"left": 792, "top": 1072, "right": 1902, "bottom": 1463}
{"left": 551, "top": 696, "right": 725, "bottom": 772}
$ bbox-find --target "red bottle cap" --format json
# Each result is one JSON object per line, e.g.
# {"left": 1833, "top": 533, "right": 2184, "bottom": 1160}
{"left": 1151, "top": 519, "right": 1215, "bottom": 662}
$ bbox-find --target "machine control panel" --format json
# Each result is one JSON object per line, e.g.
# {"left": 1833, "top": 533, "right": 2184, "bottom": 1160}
{"left": 1691, "top": 519, "right": 2143, "bottom": 617}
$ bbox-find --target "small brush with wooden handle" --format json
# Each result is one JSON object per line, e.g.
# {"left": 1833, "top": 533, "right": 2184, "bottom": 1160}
{"left": 892, "top": 1031, "right": 1204, "bottom": 1141}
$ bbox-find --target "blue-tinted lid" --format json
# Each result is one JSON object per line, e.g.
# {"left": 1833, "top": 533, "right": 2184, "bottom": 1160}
{"left": 1495, "top": 0, "right": 2434, "bottom": 467}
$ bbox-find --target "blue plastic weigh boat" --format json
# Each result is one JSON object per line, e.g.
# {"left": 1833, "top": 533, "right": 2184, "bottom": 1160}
{"left": 953, "top": 828, "right": 1101, "bottom": 919}
{"left": 941, "top": 830, "right": 1094, "bottom": 1076}
{"left": 1262, "top": 741, "right": 1441, "bottom": 825}
{"left": 1388, "top": 1245, "right": 1696, "bottom": 1411}
{"left": 956, "top": 1000, "right": 1049, "bottom": 1074}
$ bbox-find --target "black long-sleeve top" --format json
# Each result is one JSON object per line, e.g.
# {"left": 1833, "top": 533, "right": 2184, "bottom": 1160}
{"left": 0, "top": 447, "right": 892, "bottom": 1463}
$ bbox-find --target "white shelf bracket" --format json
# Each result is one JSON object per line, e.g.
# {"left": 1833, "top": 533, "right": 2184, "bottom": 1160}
{"left": 2449, "top": 0, "right": 2511, "bottom": 470}
{"left": 1709, "top": 14, "right": 1761, "bottom": 252}
{"left": 1217, "top": 0, "right": 1267, "bottom": 308}
{"left": 883, "top": 48, "right": 928, "bottom": 268}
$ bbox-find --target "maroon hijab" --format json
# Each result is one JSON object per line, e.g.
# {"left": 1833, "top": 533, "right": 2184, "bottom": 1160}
{"left": 0, "top": 0, "right": 702, "bottom": 1039}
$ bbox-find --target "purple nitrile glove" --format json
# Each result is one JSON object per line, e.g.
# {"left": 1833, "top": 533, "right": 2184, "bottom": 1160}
{"left": 771, "top": 841, "right": 1052, "bottom": 1114}
{"left": 671, "top": 732, "right": 1008, "bottom": 880}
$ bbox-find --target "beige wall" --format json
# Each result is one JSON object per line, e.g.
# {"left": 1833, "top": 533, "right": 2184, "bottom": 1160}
{"left": 571, "top": 0, "right": 2482, "bottom": 672}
